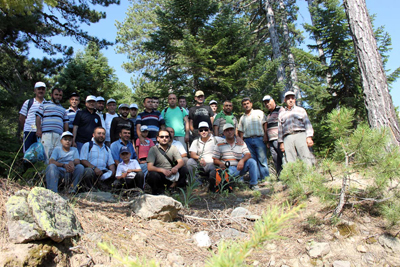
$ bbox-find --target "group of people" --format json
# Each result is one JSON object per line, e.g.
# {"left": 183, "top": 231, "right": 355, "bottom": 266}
{"left": 19, "top": 81, "right": 314, "bottom": 195}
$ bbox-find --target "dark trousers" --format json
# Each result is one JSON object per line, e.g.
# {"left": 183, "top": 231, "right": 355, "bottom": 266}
{"left": 147, "top": 166, "right": 188, "bottom": 195}
{"left": 269, "top": 140, "right": 283, "bottom": 176}
{"left": 118, "top": 171, "right": 145, "bottom": 189}
{"left": 23, "top": 131, "right": 38, "bottom": 152}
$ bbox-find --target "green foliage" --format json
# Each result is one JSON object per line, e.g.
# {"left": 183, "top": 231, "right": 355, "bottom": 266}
{"left": 380, "top": 200, "right": 400, "bottom": 228}
{"left": 177, "top": 167, "right": 200, "bottom": 208}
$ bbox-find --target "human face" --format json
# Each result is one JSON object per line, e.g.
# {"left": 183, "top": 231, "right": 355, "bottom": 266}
{"left": 179, "top": 98, "right": 187, "bottom": 108}
{"left": 107, "top": 102, "right": 117, "bottom": 114}
{"left": 96, "top": 101, "right": 105, "bottom": 112}
{"left": 60, "top": 136, "right": 72, "bottom": 149}
{"left": 223, "top": 128, "right": 235, "bottom": 139}
{"left": 153, "top": 99, "right": 159, "bottom": 110}
{"left": 141, "top": 130, "right": 149, "bottom": 137}
{"left": 51, "top": 89, "right": 63, "bottom": 104}
{"left": 168, "top": 94, "right": 177, "bottom": 108}
{"left": 264, "top": 98, "right": 276, "bottom": 112}
{"left": 119, "top": 107, "right": 129, "bottom": 118}
{"left": 69, "top": 96, "right": 80, "bottom": 108}
{"left": 93, "top": 128, "right": 106, "bottom": 144}
{"left": 86, "top": 100, "right": 96, "bottom": 110}
{"left": 130, "top": 108, "right": 138, "bottom": 117}
{"left": 157, "top": 130, "right": 170, "bottom": 145}
{"left": 120, "top": 152, "right": 131, "bottom": 162}
{"left": 119, "top": 129, "right": 131, "bottom": 142}
{"left": 144, "top": 98, "right": 153, "bottom": 110}
{"left": 199, "top": 127, "right": 209, "bottom": 138}
{"left": 210, "top": 104, "right": 217, "bottom": 113}
{"left": 195, "top": 95, "right": 205, "bottom": 104}
{"left": 34, "top": 86, "right": 46, "bottom": 98}
{"left": 242, "top": 100, "right": 252, "bottom": 112}
{"left": 223, "top": 102, "right": 233, "bottom": 114}
{"left": 285, "top": 95, "right": 296, "bottom": 109}
{"left": 166, "top": 127, "right": 175, "bottom": 139}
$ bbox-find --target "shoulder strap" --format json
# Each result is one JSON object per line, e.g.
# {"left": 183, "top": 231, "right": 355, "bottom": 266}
{"left": 26, "top": 98, "right": 34, "bottom": 115}
{"left": 157, "top": 146, "right": 175, "bottom": 166}
{"left": 103, "top": 113, "right": 106, "bottom": 120}
{"left": 164, "top": 107, "right": 168, "bottom": 114}
{"left": 89, "top": 140, "right": 108, "bottom": 153}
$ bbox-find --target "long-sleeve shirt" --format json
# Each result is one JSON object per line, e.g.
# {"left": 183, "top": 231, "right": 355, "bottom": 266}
{"left": 278, "top": 106, "right": 313, "bottom": 143}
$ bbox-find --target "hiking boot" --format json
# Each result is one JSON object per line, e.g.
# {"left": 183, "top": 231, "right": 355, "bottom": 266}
{"left": 249, "top": 184, "right": 260, "bottom": 191}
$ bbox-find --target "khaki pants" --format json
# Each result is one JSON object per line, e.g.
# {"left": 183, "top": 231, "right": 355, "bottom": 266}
{"left": 41, "top": 132, "right": 61, "bottom": 163}
{"left": 283, "top": 132, "right": 313, "bottom": 166}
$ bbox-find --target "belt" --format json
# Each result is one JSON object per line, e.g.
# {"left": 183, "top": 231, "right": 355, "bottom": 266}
{"left": 283, "top": 130, "right": 305, "bottom": 138}
{"left": 244, "top": 135, "right": 263, "bottom": 139}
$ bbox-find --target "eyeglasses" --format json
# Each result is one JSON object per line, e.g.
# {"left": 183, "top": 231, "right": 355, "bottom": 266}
{"left": 159, "top": 135, "right": 169, "bottom": 139}
{"left": 199, "top": 129, "right": 209, "bottom": 132}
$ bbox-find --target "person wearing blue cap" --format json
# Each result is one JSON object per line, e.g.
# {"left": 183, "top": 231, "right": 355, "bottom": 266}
{"left": 114, "top": 146, "right": 144, "bottom": 189}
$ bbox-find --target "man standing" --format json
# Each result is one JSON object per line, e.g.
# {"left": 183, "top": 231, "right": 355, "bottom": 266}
{"left": 110, "top": 104, "right": 135, "bottom": 144}
{"left": 263, "top": 95, "right": 285, "bottom": 176}
{"left": 129, "top": 103, "right": 139, "bottom": 142}
{"left": 209, "top": 100, "right": 218, "bottom": 118}
{"left": 278, "top": 91, "right": 314, "bottom": 165}
{"left": 161, "top": 94, "right": 189, "bottom": 151}
{"left": 96, "top": 96, "right": 106, "bottom": 128}
{"left": 104, "top": 98, "right": 119, "bottom": 147}
{"left": 189, "top": 90, "right": 214, "bottom": 139}
{"left": 80, "top": 127, "right": 116, "bottom": 189}
{"left": 146, "top": 130, "right": 189, "bottom": 195}
{"left": 35, "top": 88, "right": 69, "bottom": 161}
{"left": 212, "top": 124, "right": 259, "bottom": 190}
{"left": 110, "top": 127, "right": 137, "bottom": 165}
{"left": 213, "top": 100, "right": 238, "bottom": 137}
{"left": 178, "top": 96, "right": 189, "bottom": 113}
{"left": 19, "top": 81, "right": 46, "bottom": 152}
{"left": 72, "top": 95, "right": 102, "bottom": 153}
{"left": 45, "top": 131, "right": 84, "bottom": 193}
{"left": 66, "top": 92, "right": 80, "bottom": 132}
{"left": 136, "top": 97, "right": 165, "bottom": 144}
{"left": 152, "top": 96, "right": 160, "bottom": 111}
{"left": 238, "top": 97, "right": 270, "bottom": 181}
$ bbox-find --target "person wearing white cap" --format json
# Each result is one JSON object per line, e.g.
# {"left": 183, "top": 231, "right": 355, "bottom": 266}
{"left": 72, "top": 95, "right": 102, "bottom": 153}
{"left": 209, "top": 100, "right": 218, "bottom": 118}
{"left": 19, "top": 81, "right": 47, "bottom": 152}
{"left": 212, "top": 123, "right": 260, "bottom": 190}
{"left": 129, "top": 103, "right": 139, "bottom": 141}
{"left": 103, "top": 98, "right": 119, "bottom": 147}
{"left": 189, "top": 90, "right": 214, "bottom": 139}
{"left": 278, "top": 91, "right": 314, "bottom": 165}
{"left": 45, "top": 131, "right": 84, "bottom": 194}
{"left": 110, "top": 104, "right": 135, "bottom": 144}
{"left": 95, "top": 96, "right": 106, "bottom": 129}
{"left": 263, "top": 95, "right": 285, "bottom": 176}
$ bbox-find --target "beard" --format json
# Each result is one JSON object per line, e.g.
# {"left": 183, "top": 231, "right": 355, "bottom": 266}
{"left": 52, "top": 98, "right": 60, "bottom": 104}
{"left": 94, "top": 136, "right": 105, "bottom": 144}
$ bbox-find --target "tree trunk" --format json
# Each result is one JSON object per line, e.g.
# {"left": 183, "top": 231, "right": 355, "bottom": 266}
{"left": 278, "top": 0, "right": 301, "bottom": 105}
{"left": 343, "top": 0, "right": 400, "bottom": 146}
{"left": 265, "top": 0, "right": 287, "bottom": 102}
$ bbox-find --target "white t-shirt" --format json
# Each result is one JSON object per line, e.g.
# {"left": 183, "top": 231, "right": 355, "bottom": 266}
{"left": 104, "top": 113, "right": 119, "bottom": 142}
{"left": 116, "top": 159, "right": 141, "bottom": 179}
{"left": 19, "top": 98, "right": 46, "bottom": 132}
{"left": 172, "top": 140, "right": 187, "bottom": 156}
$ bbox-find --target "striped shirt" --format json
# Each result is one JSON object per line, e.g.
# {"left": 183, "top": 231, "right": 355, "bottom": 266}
{"left": 266, "top": 106, "right": 284, "bottom": 141}
{"left": 213, "top": 112, "right": 238, "bottom": 136}
{"left": 36, "top": 101, "right": 68, "bottom": 135}
{"left": 19, "top": 98, "right": 46, "bottom": 132}
{"left": 66, "top": 108, "right": 80, "bottom": 131}
{"left": 136, "top": 110, "right": 165, "bottom": 142}
{"left": 278, "top": 106, "right": 314, "bottom": 143}
{"left": 80, "top": 141, "right": 114, "bottom": 171}
{"left": 238, "top": 109, "right": 267, "bottom": 138}
{"left": 212, "top": 138, "right": 250, "bottom": 167}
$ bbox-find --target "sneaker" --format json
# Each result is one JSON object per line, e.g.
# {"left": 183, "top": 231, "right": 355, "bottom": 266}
{"left": 249, "top": 185, "right": 260, "bottom": 191}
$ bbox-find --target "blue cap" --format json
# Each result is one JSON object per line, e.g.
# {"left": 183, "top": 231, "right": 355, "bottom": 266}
{"left": 119, "top": 146, "right": 130, "bottom": 154}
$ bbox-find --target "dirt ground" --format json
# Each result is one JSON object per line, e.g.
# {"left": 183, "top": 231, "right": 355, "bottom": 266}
{"left": 1, "top": 177, "right": 400, "bottom": 267}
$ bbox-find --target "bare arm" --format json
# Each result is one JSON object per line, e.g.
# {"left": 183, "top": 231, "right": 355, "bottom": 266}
{"left": 35, "top": 115, "right": 42, "bottom": 137}
{"left": 213, "top": 125, "right": 219, "bottom": 137}
{"left": 19, "top": 115, "right": 26, "bottom": 129}
{"left": 72, "top": 125, "right": 78, "bottom": 147}
{"left": 238, "top": 131, "right": 244, "bottom": 139}
{"left": 189, "top": 119, "right": 194, "bottom": 132}
{"left": 64, "top": 122, "right": 69, "bottom": 132}
{"left": 184, "top": 116, "right": 189, "bottom": 142}
{"left": 148, "top": 162, "right": 171, "bottom": 176}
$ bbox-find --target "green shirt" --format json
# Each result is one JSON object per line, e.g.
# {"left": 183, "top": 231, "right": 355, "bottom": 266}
{"left": 161, "top": 106, "right": 188, "bottom": 137}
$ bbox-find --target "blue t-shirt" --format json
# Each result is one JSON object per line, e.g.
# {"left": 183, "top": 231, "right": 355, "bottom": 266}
{"left": 50, "top": 146, "right": 80, "bottom": 164}
{"left": 110, "top": 139, "right": 137, "bottom": 163}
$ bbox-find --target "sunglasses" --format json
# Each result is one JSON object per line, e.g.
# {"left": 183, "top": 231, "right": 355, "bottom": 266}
{"left": 199, "top": 129, "right": 209, "bottom": 132}
{"left": 159, "top": 135, "right": 169, "bottom": 139}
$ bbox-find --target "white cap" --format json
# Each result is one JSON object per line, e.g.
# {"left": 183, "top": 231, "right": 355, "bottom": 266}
{"left": 223, "top": 123, "right": 234, "bottom": 131}
{"left": 140, "top": 125, "right": 148, "bottom": 131}
{"left": 34, "top": 82, "right": 46, "bottom": 88}
{"left": 61, "top": 131, "right": 73, "bottom": 138}
{"left": 96, "top": 96, "right": 105, "bottom": 102}
{"left": 107, "top": 98, "right": 116, "bottom": 104}
{"left": 263, "top": 95, "right": 272, "bottom": 101}
{"left": 209, "top": 100, "right": 217, "bottom": 105}
{"left": 130, "top": 103, "right": 139, "bottom": 109}
{"left": 119, "top": 103, "right": 129, "bottom": 109}
{"left": 284, "top": 91, "right": 295, "bottom": 98}
{"left": 198, "top": 121, "right": 209, "bottom": 129}
{"left": 86, "top": 95, "right": 97, "bottom": 102}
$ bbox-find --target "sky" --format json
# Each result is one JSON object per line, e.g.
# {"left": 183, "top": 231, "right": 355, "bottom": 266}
{"left": 29, "top": 0, "right": 400, "bottom": 108}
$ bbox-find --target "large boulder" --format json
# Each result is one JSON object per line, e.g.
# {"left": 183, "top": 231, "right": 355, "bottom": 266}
{"left": 6, "top": 187, "right": 83, "bottom": 243}
{"left": 131, "top": 194, "right": 183, "bottom": 222}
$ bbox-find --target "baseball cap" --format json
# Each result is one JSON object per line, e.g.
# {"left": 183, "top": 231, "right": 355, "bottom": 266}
{"left": 140, "top": 125, "right": 148, "bottom": 132}
{"left": 262, "top": 95, "right": 272, "bottom": 102}
{"left": 118, "top": 104, "right": 129, "bottom": 109}
{"left": 198, "top": 121, "right": 209, "bottom": 129}
{"left": 119, "top": 146, "right": 130, "bottom": 154}
{"left": 107, "top": 98, "right": 116, "bottom": 104}
{"left": 61, "top": 131, "right": 73, "bottom": 139}
{"left": 223, "top": 123, "right": 234, "bottom": 131}
{"left": 96, "top": 96, "right": 105, "bottom": 102}
{"left": 34, "top": 82, "right": 46, "bottom": 88}
{"left": 130, "top": 103, "right": 139, "bottom": 109}
{"left": 86, "top": 95, "right": 97, "bottom": 102}
{"left": 284, "top": 91, "right": 295, "bottom": 98}
{"left": 195, "top": 90, "right": 204, "bottom": 97}
{"left": 70, "top": 92, "right": 79, "bottom": 99}
{"left": 209, "top": 100, "right": 217, "bottom": 105}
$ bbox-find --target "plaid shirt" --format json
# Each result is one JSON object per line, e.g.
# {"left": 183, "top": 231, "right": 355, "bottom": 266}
{"left": 266, "top": 106, "right": 284, "bottom": 141}
{"left": 278, "top": 106, "right": 313, "bottom": 143}
{"left": 238, "top": 109, "right": 267, "bottom": 138}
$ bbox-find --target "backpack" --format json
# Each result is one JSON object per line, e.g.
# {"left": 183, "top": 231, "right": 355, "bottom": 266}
{"left": 103, "top": 113, "right": 120, "bottom": 120}
{"left": 164, "top": 106, "right": 184, "bottom": 115}
{"left": 25, "top": 98, "right": 34, "bottom": 116}
{"left": 88, "top": 140, "right": 109, "bottom": 153}
{"left": 209, "top": 161, "right": 233, "bottom": 193}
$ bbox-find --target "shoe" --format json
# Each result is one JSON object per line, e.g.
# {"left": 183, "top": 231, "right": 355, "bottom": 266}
{"left": 249, "top": 185, "right": 260, "bottom": 191}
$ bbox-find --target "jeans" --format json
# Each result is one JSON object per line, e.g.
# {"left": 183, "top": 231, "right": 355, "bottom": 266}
{"left": 187, "top": 158, "right": 215, "bottom": 182}
{"left": 23, "top": 131, "right": 37, "bottom": 153}
{"left": 269, "top": 140, "right": 283, "bottom": 176}
{"left": 45, "top": 163, "right": 84, "bottom": 193}
{"left": 244, "top": 137, "right": 269, "bottom": 180}
{"left": 140, "top": 163, "right": 148, "bottom": 178}
{"left": 226, "top": 158, "right": 259, "bottom": 186}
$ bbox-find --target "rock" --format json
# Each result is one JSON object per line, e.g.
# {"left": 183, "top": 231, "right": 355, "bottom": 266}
{"left": 357, "top": 244, "right": 367, "bottom": 253}
{"left": 245, "top": 214, "right": 261, "bottom": 221}
{"left": 6, "top": 190, "right": 46, "bottom": 243}
{"left": 220, "top": 228, "right": 247, "bottom": 239}
{"left": 131, "top": 194, "right": 182, "bottom": 222}
{"left": 231, "top": 207, "right": 251, "bottom": 218}
{"left": 332, "top": 260, "right": 351, "bottom": 267}
{"left": 167, "top": 252, "right": 185, "bottom": 266}
{"left": 378, "top": 234, "right": 400, "bottom": 253}
{"left": 28, "top": 187, "right": 83, "bottom": 242}
{"left": 77, "top": 191, "right": 117, "bottom": 203}
{"left": 192, "top": 231, "right": 212, "bottom": 248}
{"left": 308, "top": 242, "right": 330, "bottom": 258}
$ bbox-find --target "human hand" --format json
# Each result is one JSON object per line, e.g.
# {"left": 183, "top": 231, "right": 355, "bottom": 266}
{"left": 280, "top": 143, "right": 285, "bottom": 152}
{"left": 94, "top": 167, "right": 103, "bottom": 176}
{"left": 306, "top": 137, "right": 314, "bottom": 147}
{"left": 237, "top": 160, "right": 244, "bottom": 171}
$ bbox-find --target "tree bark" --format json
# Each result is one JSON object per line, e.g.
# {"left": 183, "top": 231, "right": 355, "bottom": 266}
{"left": 343, "top": 0, "right": 400, "bottom": 146}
